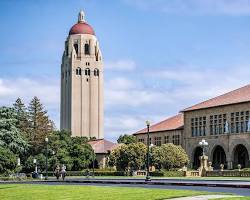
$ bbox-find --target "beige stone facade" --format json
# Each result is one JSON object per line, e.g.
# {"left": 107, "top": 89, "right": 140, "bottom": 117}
{"left": 60, "top": 11, "right": 104, "bottom": 139}
{"left": 134, "top": 85, "right": 250, "bottom": 169}
{"left": 184, "top": 102, "right": 250, "bottom": 169}
{"left": 136, "top": 129, "right": 183, "bottom": 147}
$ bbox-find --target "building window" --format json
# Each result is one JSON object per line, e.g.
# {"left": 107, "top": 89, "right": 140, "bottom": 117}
{"left": 203, "top": 126, "right": 206, "bottom": 136}
{"left": 164, "top": 136, "right": 169, "bottom": 144}
{"left": 172, "top": 135, "right": 180, "bottom": 145}
{"left": 138, "top": 138, "right": 145, "bottom": 143}
{"left": 191, "top": 116, "right": 206, "bottom": 137}
{"left": 76, "top": 67, "right": 81, "bottom": 75}
{"left": 74, "top": 43, "right": 78, "bottom": 55}
{"left": 236, "top": 122, "right": 240, "bottom": 133}
{"left": 94, "top": 69, "right": 99, "bottom": 76}
{"left": 85, "top": 43, "right": 90, "bottom": 55}
{"left": 65, "top": 44, "right": 68, "bottom": 56}
{"left": 85, "top": 68, "right": 90, "bottom": 76}
{"left": 154, "top": 137, "right": 162, "bottom": 146}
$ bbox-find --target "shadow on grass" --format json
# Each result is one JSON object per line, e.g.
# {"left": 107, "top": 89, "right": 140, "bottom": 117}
{"left": 0, "top": 185, "right": 19, "bottom": 190}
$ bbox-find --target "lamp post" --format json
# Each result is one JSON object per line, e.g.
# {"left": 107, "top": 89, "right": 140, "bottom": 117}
{"left": 92, "top": 150, "right": 95, "bottom": 178}
{"left": 145, "top": 120, "right": 151, "bottom": 181}
{"left": 199, "top": 139, "right": 208, "bottom": 156}
{"left": 33, "top": 159, "right": 37, "bottom": 174}
{"left": 45, "top": 137, "right": 49, "bottom": 180}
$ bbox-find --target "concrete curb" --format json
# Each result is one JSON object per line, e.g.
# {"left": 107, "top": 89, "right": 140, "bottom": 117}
{"left": 1, "top": 179, "right": 250, "bottom": 189}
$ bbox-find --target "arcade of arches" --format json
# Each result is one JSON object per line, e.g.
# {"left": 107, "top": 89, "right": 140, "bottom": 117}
{"left": 192, "top": 144, "right": 249, "bottom": 169}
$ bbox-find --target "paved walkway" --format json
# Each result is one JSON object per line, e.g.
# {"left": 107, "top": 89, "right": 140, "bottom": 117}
{"left": 169, "top": 195, "right": 241, "bottom": 200}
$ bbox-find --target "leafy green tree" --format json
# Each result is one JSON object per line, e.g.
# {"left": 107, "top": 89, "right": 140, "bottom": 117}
{"left": 151, "top": 143, "right": 189, "bottom": 170}
{"left": 0, "top": 147, "right": 17, "bottom": 175}
{"left": 0, "top": 107, "right": 28, "bottom": 156}
{"left": 69, "top": 143, "right": 94, "bottom": 171}
{"left": 13, "top": 98, "right": 29, "bottom": 136}
{"left": 28, "top": 96, "right": 54, "bottom": 155}
{"left": 117, "top": 134, "right": 136, "bottom": 144}
{"left": 109, "top": 143, "right": 146, "bottom": 171}
{"left": 23, "top": 154, "right": 46, "bottom": 173}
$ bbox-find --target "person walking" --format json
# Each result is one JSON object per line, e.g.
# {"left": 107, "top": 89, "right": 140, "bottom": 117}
{"left": 61, "top": 164, "right": 66, "bottom": 181}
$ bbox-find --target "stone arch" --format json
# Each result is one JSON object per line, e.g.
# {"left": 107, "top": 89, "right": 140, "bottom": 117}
{"left": 229, "top": 140, "right": 250, "bottom": 161}
{"left": 207, "top": 142, "right": 229, "bottom": 162}
{"left": 232, "top": 144, "right": 250, "bottom": 168}
{"left": 192, "top": 146, "right": 203, "bottom": 170}
{"left": 211, "top": 145, "right": 227, "bottom": 169}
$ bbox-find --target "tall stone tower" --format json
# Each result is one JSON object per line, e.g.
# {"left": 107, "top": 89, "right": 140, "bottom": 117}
{"left": 60, "top": 10, "right": 104, "bottom": 139}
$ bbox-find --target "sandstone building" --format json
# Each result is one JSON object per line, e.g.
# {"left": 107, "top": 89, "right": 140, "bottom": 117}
{"left": 60, "top": 11, "right": 104, "bottom": 139}
{"left": 134, "top": 84, "right": 250, "bottom": 169}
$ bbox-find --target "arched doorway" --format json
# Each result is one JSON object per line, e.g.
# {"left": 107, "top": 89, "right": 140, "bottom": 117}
{"left": 233, "top": 144, "right": 249, "bottom": 168}
{"left": 193, "top": 147, "right": 203, "bottom": 169}
{"left": 212, "top": 146, "right": 227, "bottom": 169}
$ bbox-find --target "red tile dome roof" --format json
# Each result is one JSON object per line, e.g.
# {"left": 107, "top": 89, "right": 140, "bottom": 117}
{"left": 69, "top": 22, "right": 95, "bottom": 35}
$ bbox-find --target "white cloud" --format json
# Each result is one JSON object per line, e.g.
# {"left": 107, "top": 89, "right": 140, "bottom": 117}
{"left": 105, "top": 59, "right": 136, "bottom": 71}
{"left": 147, "top": 65, "right": 250, "bottom": 105}
{"left": 1, "top": 62, "right": 250, "bottom": 142}
{"left": 105, "top": 77, "right": 171, "bottom": 107}
{"left": 124, "top": 0, "right": 250, "bottom": 15}
{"left": 104, "top": 114, "right": 167, "bottom": 141}
{"left": 0, "top": 77, "right": 60, "bottom": 128}
{"left": 0, "top": 78, "right": 59, "bottom": 106}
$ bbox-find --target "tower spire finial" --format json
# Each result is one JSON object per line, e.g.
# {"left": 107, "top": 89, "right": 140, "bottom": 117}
{"left": 78, "top": 10, "right": 85, "bottom": 23}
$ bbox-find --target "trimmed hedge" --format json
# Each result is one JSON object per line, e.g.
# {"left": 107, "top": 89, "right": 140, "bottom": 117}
{"left": 163, "top": 170, "right": 184, "bottom": 177}
{"left": 93, "top": 171, "right": 125, "bottom": 176}
{"left": 150, "top": 171, "right": 164, "bottom": 177}
{"left": 150, "top": 170, "right": 184, "bottom": 177}
{"left": 41, "top": 170, "right": 125, "bottom": 177}
{"left": 39, "top": 170, "right": 184, "bottom": 177}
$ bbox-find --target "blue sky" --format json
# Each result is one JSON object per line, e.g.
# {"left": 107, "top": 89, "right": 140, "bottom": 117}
{"left": 1, "top": 0, "right": 250, "bottom": 141}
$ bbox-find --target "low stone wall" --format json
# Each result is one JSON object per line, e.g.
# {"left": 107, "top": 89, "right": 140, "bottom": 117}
{"left": 184, "top": 171, "right": 200, "bottom": 177}
{"left": 206, "top": 170, "right": 250, "bottom": 177}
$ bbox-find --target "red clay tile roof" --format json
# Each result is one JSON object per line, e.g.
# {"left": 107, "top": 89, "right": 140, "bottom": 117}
{"left": 183, "top": 84, "right": 250, "bottom": 112}
{"left": 134, "top": 113, "right": 184, "bottom": 135}
{"left": 88, "top": 139, "right": 120, "bottom": 154}
{"left": 69, "top": 22, "right": 95, "bottom": 35}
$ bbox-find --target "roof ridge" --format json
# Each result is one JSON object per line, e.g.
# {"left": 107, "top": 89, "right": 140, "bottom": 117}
{"left": 182, "top": 84, "right": 250, "bottom": 112}
{"left": 134, "top": 113, "right": 183, "bottom": 134}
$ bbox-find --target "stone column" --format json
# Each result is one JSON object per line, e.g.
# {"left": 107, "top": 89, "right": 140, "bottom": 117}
{"left": 227, "top": 160, "right": 233, "bottom": 170}
{"left": 199, "top": 155, "right": 208, "bottom": 177}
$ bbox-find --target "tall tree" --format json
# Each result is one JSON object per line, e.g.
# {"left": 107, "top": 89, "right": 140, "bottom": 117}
{"left": 13, "top": 98, "right": 29, "bottom": 136}
{"left": 0, "top": 147, "right": 17, "bottom": 175}
{"left": 151, "top": 144, "right": 189, "bottom": 170}
{"left": 0, "top": 107, "right": 28, "bottom": 156}
{"left": 109, "top": 143, "right": 146, "bottom": 171}
{"left": 28, "top": 96, "right": 54, "bottom": 154}
{"left": 117, "top": 134, "right": 136, "bottom": 144}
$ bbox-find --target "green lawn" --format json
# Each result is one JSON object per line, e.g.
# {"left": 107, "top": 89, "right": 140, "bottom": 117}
{"left": 0, "top": 184, "right": 213, "bottom": 200}
{"left": 214, "top": 198, "right": 250, "bottom": 200}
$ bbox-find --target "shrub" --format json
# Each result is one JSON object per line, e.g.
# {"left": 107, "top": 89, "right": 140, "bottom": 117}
{"left": 0, "top": 147, "right": 17, "bottom": 175}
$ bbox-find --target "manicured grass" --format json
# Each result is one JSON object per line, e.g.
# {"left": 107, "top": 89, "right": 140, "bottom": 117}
{"left": 214, "top": 198, "right": 250, "bottom": 200}
{"left": 0, "top": 184, "right": 212, "bottom": 200}
{"left": 56, "top": 176, "right": 250, "bottom": 181}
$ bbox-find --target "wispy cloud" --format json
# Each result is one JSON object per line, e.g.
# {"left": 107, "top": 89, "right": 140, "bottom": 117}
{"left": 1, "top": 61, "right": 250, "bottom": 142}
{"left": 124, "top": 0, "right": 250, "bottom": 15}
{"left": 0, "top": 77, "right": 60, "bottom": 128}
{"left": 105, "top": 59, "right": 136, "bottom": 71}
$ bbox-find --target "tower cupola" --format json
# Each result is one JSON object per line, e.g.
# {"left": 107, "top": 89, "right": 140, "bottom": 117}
{"left": 69, "top": 10, "right": 95, "bottom": 35}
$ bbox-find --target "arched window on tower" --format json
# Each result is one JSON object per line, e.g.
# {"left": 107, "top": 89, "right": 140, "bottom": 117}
{"left": 74, "top": 43, "right": 78, "bottom": 55}
{"left": 94, "top": 69, "right": 99, "bottom": 76}
{"left": 85, "top": 68, "right": 90, "bottom": 76}
{"left": 84, "top": 43, "right": 90, "bottom": 55}
{"left": 65, "top": 44, "right": 68, "bottom": 56}
{"left": 76, "top": 67, "right": 81, "bottom": 75}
